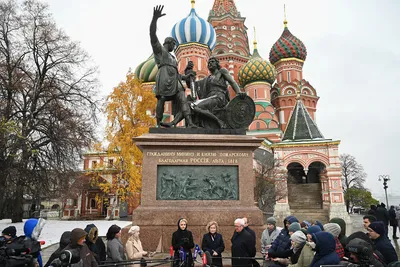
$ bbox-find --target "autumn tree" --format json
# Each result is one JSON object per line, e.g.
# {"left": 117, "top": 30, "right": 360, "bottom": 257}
{"left": 254, "top": 148, "right": 286, "bottom": 212}
{"left": 0, "top": 0, "right": 99, "bottom": 221}
{"left": 340, "top": 153, "right": 367, "bottom": 213}
{"left": 93, "top": 73, "right": 156, "bottom": 210}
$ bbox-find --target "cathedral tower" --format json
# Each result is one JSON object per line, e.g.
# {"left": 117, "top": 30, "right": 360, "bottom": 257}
{"left": 269, "top": 8, "right": 319, "bottom": 132}
{"left": 208, "top": 0, "right": 250, "bottom": 82}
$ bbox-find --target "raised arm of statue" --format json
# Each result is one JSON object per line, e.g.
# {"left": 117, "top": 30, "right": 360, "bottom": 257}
{"left": 150, "top": 5, "right": 166, "bottom": 54}
{"left": 220, "top": 68, "right": 243, "bottom": 96}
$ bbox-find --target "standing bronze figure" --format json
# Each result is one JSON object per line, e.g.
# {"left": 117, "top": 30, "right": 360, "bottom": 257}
{"left": 150, "top": 5, "right": 196, "bottom": 127}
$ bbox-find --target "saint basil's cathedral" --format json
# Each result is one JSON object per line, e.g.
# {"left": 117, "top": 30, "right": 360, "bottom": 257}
{"left": 134, "top": 0, "right": 350, "bottom": 225}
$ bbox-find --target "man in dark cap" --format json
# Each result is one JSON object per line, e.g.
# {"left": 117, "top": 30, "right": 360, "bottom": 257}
{"left": 368, "top": 222, "right": 398, "bottom": 264}
{"left": 1, "top": 226, "right": 17, "bottom": 239}
{"left": 1, "top": 226, "right": 17, "bottom": 245}
{"left": 62, "top": 228, "right": 98, "bottom": 267}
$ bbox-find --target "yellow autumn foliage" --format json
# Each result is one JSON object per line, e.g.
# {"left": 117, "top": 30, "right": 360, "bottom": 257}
{"left": 90, "top": 73, "right": 156, "bottom": 205}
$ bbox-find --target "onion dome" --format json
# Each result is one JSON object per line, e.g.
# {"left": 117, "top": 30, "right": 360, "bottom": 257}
{"left": 134, "top": 54, "right": 158, "bottom": 83}
{"left": 238, "top": 39, "right": 276, "bottom": 87}
{"left": 171, "top": 0, "right": 216, "bottom": 50}
{"left": 269, "top": 18, "right": 307, "bottom": 64}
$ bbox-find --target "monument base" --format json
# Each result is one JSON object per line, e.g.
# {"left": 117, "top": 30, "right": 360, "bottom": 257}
{"left": 132, "top": 206, "right": 264, "bottom": 251}
{"left": 132, "top": 133, "right": 264, "bottom": 251}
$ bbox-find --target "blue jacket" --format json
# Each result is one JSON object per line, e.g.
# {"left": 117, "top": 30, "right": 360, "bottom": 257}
{"left": 24, "top": 218, "right": 45, "bottom": 267}
{"left": 310, "top": 232, "right": 340, "bottom": 267}
{"left": 373, "top": 235, "right": 398, "bottom": 264}
{"left": 268, "top": 216, "right": 298, "bottom": 259}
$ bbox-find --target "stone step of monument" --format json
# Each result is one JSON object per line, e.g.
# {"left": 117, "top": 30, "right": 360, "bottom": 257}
{"left": 290, "top": 209, "right": 329, "bottom": 223}
{"left": 290, "top": 203, "right": 323, "bottom": 209}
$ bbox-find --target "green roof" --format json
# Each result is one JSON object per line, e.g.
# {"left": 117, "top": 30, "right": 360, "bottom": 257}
{"left": 282, "top": 98, "right": 324, "bottom": 141}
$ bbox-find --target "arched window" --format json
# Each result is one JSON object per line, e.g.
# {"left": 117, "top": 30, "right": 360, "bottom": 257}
{"left": 287, "top": 72, "right": 291, "bottom": 82}
{"left": 256, "top": 122, "right": 260, "bottom": 130}
{"left": 254, "top": 89, "right": 257, "bottom": 99}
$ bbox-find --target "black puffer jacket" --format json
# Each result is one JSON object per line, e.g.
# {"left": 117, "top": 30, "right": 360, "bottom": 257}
{"left": 44, "top": 231, "right": 71, "bottom": 267}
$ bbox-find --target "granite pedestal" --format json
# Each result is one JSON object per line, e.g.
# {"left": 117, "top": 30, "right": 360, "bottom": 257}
{"left": 132, "top": 131, "right": 264, "bottom": 252}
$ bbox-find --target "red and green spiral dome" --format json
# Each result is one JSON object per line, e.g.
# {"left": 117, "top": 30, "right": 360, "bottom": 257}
{"left": 269, "top": 25, "right": 307, "bottom": 64}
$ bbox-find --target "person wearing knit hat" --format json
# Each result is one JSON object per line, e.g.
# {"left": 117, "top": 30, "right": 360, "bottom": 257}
{"left": 323, "top": 223, "right": 341, "bottom": 238}
{"left": 288, "top": 222, "right": 301, "bottom": 234}
{"left": 368, "top": 222, "right": 398, "bottom": 264}
{"left": 291, "top": 231, "right": 306, "bottom": 244}
{"left": 261, "top": 217, "right": 280, "bottom": 260}
{"left": 126, "top": 225, "right": 147, "bottom": 267}
{"left": 62, "top": 228, "right": 98, "bottom": 267}
{"left": 273, "top": 231, "right": 307, "bottom": 266}
{"left": 329, "top": 217, "right": 348, "bottom": 248}
{"left": 1, "top": 226, "right": 17, "bottom": 239}
{"left": 324, "top": 223, "right": 344, "bottom": 259}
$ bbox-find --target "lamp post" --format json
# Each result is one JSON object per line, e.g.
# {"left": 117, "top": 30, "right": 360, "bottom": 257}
{"left": 378, "top": 175, "right": 390, "bottom": 207}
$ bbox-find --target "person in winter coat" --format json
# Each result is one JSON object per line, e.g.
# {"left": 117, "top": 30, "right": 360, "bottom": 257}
{"left": 368, "top": 221, "right": 398, "bottom": 264}
{"left": 243, "top": 217, "right": 260, "bottom": 267}
{"left": 201, "top": 221, "right": 225, "bottom": 267}
{"left": 126, "top": 226, "right": 147, "bottom": 267}
{"left": 396, "top": 206, "right": 400, "bottom": 233}
{"left": 368, "top": 205, "right": 377, "bottom": 215}
{"left": 375, "top": 203, "right": 390, "bottom": 237}
{"left": 44, "top": 231, "right": 71, "bottom": 267}
{"left": 389, "top": 206, "right": 399, "bottom": 239}
{"left": 329, "top": 217, "right": 348, "bottom": 248}
{"left": 309, "top": 232, "right": 340, "bottom": 267}
{"left": 84, "top": 224, "right": 106, "bottom": 263}
{"left": 346, "top": 231, "right": 386, "bottom": 266}
{"left": 323, "top": 223, "right": 344, "bottom": 259}
{"left": 272, "top": 231, "right": 306, "bottom": 266}
{"left": 172, "top": 218, "right": 194, "bottom": 267}
{"left": 261, "top": 217, "right": 280, "bottom": 267}
{"left": 345, "top": 238, "right": 384, "bottom": 267}
{"left": 106, "top": 225, "right": 126, "bottom": 262}
{"left": 287, "top": 225, "right": 321, "bottom": 267}
{"left": 63, "top": 228, "right": 98, "bottom": 267}
{"left": 231, "top": 218, "right": 255, "bottom": 267}
{"left": 267, "top": 216, "right": 299, "bottom": 267}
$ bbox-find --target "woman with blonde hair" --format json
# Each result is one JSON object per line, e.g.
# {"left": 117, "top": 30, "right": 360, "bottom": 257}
{"left": 126, "top": 226, "right": 147, "bottom": 267}
{"left": 201, "top": 221, "right": 225, "bottom": 267}
{"left": 172, "top": 218, "right": 194, "bottom": 267}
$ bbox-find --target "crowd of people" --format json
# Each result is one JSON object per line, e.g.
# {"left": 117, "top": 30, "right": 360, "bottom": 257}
{"left": 1, "top": 207, "right": 400, "bottom": 267}
{"left": 0, "top": 221, "right": 143, "bottom": 267}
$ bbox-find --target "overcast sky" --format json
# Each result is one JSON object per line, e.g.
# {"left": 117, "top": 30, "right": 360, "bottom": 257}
{"left": 45, "top": 0, "right": 400, "bottom": 201}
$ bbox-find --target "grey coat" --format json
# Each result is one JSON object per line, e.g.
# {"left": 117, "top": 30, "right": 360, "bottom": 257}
{"left": 261, "top": 228, "right": 280, "bottom": 254}
{"left": 107, "top": 238, "right": 126, "bottom": 262}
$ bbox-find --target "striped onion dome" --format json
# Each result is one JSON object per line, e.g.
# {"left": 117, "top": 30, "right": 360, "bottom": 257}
{"left": 269, "top": 21, "right": 307, "bottom": 64}
{"left": 134, "top": 54, "right": 158, "bottom": 83}
{"left": 171, "top": 1, "right": 216, "bottom": 50}
{"left": 238, "top": 41, "right": 277, "bottom": 87}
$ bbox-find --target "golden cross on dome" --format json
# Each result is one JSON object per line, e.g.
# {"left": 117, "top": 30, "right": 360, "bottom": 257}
{"left": 191, "top": 0, "right": 195, "bottom": 9}
{"left": 253, "top": 26, "right": 257, "bottom": 49}
{"left": 284, "top": 4, "right": 288, "bottom": 28}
